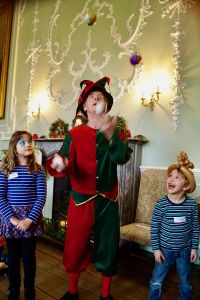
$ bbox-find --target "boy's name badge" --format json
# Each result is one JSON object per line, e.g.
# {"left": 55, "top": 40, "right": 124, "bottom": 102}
{"left": 174, "top": 216, "right": 186, "bottom": 223}
{"left": 8, "top": 172, "right": 18, "bottom": 180}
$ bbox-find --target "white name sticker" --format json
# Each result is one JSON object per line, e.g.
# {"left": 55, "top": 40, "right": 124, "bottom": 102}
{"left": 174, "top": 216, "right": 186, "bottom": 223}
{"left": 8, "top": 172, "right": 18, "bottom": 180}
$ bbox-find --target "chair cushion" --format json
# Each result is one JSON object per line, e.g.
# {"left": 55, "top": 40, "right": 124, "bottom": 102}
{"left": 135, "top": 168, "right": 167, "bottom": 224}
{"left": 120, "top": 222, "right": 151, "bottom": 246}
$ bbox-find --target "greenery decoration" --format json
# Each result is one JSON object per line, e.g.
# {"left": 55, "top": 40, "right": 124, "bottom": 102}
{"left": 49, "top": 118, "right": 69, "bottom": 138}
{"left": 72, "top": 114, "right": 88, "bottom": 127}
{"left": 0, "top": 149, "right": 8, "bottom": 162}
{"left": 43, "top": 217, "right": 66, "bottom": 243}
{"left": 117, "top": 116, "right": 129, "bottom": 131}
{"left": 116, "top": 116, "right": 131, "bottom": 137}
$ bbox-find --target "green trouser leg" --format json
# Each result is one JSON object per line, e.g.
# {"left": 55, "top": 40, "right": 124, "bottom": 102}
{"left": 93, "top": 196, "right": 119, "bottom": 276}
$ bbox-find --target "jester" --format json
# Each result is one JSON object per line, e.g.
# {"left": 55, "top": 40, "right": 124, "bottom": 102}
{"left": 47, "top": 77, "right": 132, "bottom": 300}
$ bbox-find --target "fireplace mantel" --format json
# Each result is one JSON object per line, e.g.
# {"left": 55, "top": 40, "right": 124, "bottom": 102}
{"left": 34, "top": 138, "right": 64, "bottom": 158}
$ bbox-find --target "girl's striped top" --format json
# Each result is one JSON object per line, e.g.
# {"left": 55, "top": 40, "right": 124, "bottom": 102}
{"left": 0, "top": 166, "right": 46, "bottom": 223}
{"left": 151, "top": 195, "right": 200, "bottom": 251}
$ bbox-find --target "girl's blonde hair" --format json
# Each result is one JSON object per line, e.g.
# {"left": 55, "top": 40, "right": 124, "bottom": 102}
{"left": 0, "top": 130, "right": 41, "bottom": 176}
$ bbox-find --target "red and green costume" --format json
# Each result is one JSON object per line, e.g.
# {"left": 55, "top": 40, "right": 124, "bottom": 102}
{"left": 58, "top": 124, "right": 132, "bottom": 276}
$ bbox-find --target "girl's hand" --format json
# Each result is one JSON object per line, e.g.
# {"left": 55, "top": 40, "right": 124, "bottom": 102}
{"left": 154, "top": 249, "right": 165, "bottom": 263}
{"left": 190, "top": 249, "right": 198, "bottom": 262}
{"left": 10, "top": 217, "right": 20, "bottom": 226}
{"left": 16, "top": 218, "right": 33, "bottom": 232}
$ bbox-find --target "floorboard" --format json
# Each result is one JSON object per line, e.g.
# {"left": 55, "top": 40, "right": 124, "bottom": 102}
{"left": 0, "top": 239, "right": 200, "bottom": 299}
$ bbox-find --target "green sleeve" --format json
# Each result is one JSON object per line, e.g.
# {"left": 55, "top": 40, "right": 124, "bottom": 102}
{"left": 109, "top": 127, "right": 132, "bottom": 164}
{"left": 61, "top": 133, "right": 72, "bottom": 158}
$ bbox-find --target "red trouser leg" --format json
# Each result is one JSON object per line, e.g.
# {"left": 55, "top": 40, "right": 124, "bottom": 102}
{"left": 63, "top": 197, "right": 95, "bottom": 273}
{"left": 68, "top": 272, "right": 80, "bottom": 294}
{"left": 101, "top": 275, "right": 112, "bottom": 297}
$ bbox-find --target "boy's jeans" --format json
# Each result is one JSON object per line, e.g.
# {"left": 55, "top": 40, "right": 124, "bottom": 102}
{"left": 149, "top": 248, "right": 193, "bottom": 300}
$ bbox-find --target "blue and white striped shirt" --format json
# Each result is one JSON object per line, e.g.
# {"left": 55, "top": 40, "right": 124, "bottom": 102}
{"left": 0, "top": 166, "right": 46, "bottom": 223}
{"left": 151, "top": 195, "right": 200, "bottom": 251}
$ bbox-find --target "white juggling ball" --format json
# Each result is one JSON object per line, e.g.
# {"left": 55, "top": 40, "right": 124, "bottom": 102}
{"left": 96, "top": 101, "right": 106, "bottom": 114}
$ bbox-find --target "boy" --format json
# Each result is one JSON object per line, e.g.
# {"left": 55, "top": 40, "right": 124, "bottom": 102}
{"left": 149, "top": 151, "right": 200, "bottom": 300}
{"left": 47, "top": 77, "right": 132, "bottom": 300}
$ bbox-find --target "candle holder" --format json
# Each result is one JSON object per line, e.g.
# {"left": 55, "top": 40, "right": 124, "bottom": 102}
{"left": 32, "top": 105, "right": 41, "bottom": 120}
{"left": 141, "top": 89, "right": 161, "bottom": 111}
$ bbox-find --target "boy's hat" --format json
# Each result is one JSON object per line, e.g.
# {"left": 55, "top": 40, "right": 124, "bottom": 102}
{"left": 76, "top": 76, "right": 113, "bottom": 117}
{"left": 167, "top": 151, "right": 196, "bottom": 193}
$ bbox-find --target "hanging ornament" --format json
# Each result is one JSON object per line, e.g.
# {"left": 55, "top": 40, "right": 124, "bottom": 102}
{"left": 83, "top": 11, "right": 97, "bottom": 26}
{"left": 59, "top": 220, "right": 66, "bottom": 228}
{"left": 130, "top": 54, "right": 142, "bottom": 65}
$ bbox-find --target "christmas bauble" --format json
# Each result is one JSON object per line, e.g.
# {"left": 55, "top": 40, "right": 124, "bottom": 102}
{"left": 83, "top": 11, "right": 96, "bottom": 25}
{"left": 59, "top": 220, "right": 66, "bottom": 228}
{"left": 130, "top": 54, "right": 142, "bottom": 65}
{"left": 0, "top": 262, "right": 7, "bottom": 270}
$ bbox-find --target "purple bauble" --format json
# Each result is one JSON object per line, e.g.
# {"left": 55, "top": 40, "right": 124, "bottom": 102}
{"left": 130, "top": 54, "right": 142, "bottom": 65}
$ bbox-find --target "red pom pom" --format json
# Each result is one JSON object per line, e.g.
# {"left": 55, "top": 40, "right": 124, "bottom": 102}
{"left": 126, "top": 130, "right": 131, "bottom": 138}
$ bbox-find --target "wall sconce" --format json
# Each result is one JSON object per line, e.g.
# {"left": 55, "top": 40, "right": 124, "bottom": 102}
{"left": 141, "top": 87, "right": 161, "bottom": 111}
{"left": 31, "top": 91, "right": 50, "bottom": 120}
{"left": 32, "top": 104, "right": 41, "bottom": 120}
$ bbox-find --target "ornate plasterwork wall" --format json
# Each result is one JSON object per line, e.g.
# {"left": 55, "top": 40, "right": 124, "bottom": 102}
{"left": 159, "top": 0, "right": 196, "bottom": 129}
{"left": 0, "top": 0, "right": 197, "bottom": 140}
{"left": 24, "top": 0, "right": 152, "bottom": 130}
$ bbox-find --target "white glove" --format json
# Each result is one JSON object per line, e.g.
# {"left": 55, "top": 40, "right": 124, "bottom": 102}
{"left": 51, "top": 154, "right": 65, "bottom": 172}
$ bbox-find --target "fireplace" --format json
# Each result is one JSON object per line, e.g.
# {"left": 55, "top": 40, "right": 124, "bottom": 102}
{"left": 34, "top": 138, "right": 70, "bottom": 242}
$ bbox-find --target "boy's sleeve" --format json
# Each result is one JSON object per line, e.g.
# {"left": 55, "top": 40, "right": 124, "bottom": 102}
{"left": 151, "top": 201, "right": 162, "bottom": 251}
{"left": 191, "top": 202, "right": 200, "bottom": 250}
{"left": 108, "top": 128, "right": 133, "bottom": 164}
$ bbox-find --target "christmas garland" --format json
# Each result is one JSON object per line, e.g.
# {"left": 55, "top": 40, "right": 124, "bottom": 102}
{"left": 49, "top": 118, "right": 69, "bottom": 138}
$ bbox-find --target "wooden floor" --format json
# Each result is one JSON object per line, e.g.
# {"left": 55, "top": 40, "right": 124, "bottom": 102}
{"left": 0, "top": 239, "right": 200, "bottom": 300}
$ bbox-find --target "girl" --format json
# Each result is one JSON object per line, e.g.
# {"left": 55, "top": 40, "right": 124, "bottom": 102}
{"left": 0, "top": 131, "right": 47, "bottom": 300}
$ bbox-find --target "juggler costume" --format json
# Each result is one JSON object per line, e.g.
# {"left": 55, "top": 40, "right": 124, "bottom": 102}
{"left": 47, "top": 77, "right": 132, "bottom": 300}
{"left": 61, "top": 124, "right": 131, "bottom": 275}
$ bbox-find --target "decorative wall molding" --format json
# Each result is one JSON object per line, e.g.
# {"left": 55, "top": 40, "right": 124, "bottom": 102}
{"left": 19, "top": 0, "right": 26, "bottom": 28}
{"left": 25, "top": 0, "right": 42, "bottom": 130}
{"left": 45, "top": 0, "right": 152, "bottom": 109}
{"left": 159, "top": 0, "right": 196, "bottom": 129}
{"left": 1, "top": 0, "right": 153, "bottom": 140}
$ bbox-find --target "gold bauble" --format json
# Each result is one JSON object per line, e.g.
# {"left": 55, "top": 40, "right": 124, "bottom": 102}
{"left": 0, "top": 262, "right": 7, "bottom": 269}
{"left": 83, "top": 11, "right": 96, "bottom": 25}
{"left": 59, "top": 220, "right": 66, "bottom": 228}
